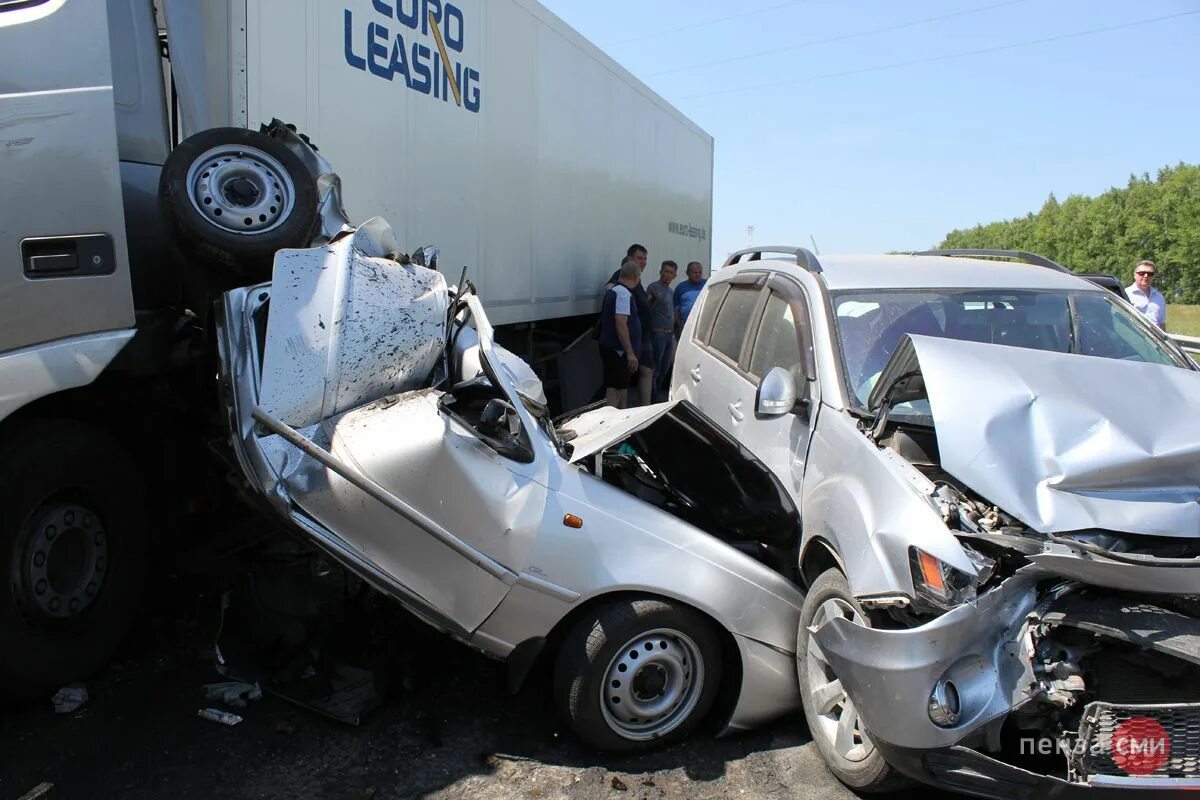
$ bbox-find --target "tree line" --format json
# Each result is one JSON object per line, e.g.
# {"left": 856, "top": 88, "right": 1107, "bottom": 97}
{"left": 939, "top": 163, "right": 1200, "bottom": 303}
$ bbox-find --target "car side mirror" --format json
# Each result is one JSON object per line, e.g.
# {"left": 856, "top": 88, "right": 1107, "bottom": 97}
{"left": 757, "top": 367, "right": 798, "bottom": 417}
{"left": 479, "top": 398, "right": 520, "bottom": 438}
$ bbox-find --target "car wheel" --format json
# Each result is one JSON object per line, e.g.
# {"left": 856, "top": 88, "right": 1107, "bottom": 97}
{"left": 554, "top": 598, "right": 723, "bottom": 752}
{"left": 0, "top": 421, "right": 147, "bottom": 702}
{"left": 798, "top": 568, "right": 909, "bottom": 792}
{"left": 159, "top": 126, "right": 319, "bottom": 279}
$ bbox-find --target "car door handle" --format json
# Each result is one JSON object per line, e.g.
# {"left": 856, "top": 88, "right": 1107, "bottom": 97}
{"left": 689, "top": 366, "right": 702, "bottom": 383}
{"left": 729, "top": 400, "right": 744, "bottom": 422}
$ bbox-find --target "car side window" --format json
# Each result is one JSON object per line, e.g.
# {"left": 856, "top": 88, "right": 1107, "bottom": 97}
{"left": 749, "top": 291, "right": 807, "bottom": 382}
{"left": 693, "top": 283, "right": 729, "bottom": 346}
{"left": 708, "top": 286, "right": 761, "bottom": 363}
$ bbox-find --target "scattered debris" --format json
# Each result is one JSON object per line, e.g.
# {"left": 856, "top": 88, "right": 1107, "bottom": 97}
{"left": 197, "top": 707, "right": 243, "bottom": 726}
{"left": 272, "top": 720, "right": 296, "bottom": 735}
{"left": 202, "top": 680, "right": 262, "bottom": 708}
{"left": 17, "top": 782, "right": 53, "bottom": 800}
{"left": 50, "top": 684, "right": 88, "bottom": 714}
{"left": 610, "top": 776, "right": 628, "bottom": 792}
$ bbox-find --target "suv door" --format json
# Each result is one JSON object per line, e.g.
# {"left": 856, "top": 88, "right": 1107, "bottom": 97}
{"left": 734, "top": 277, "right": 818, "bottom": 497}
{"left": 675, "top": 274, "right": 767, "bottom": 427}
{"left": 0, "top": 0, "right": 135, "bottom": 354}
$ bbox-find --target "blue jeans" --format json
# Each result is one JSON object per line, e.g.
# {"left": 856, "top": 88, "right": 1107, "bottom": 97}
{"left": 650, "top": 331, "right": 676, "bottom": 401}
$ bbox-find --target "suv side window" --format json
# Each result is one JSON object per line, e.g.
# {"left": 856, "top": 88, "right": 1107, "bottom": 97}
{"left": 749, "top": 291, "right": 807, "bottom": 382}
{"left": 693, "top": 283, "right": 729, "bottom": 345}
{"left": 708, "top": 286, "right": 761, "bottom": 363}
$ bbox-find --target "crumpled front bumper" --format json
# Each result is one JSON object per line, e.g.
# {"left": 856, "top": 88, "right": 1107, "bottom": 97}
{"left": 814, "top": 560, "right": 1200, "bottom": 796}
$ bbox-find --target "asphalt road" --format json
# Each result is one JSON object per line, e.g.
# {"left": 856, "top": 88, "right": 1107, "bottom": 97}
{"left": 0, "top": 559, "right": 958, "bottom": 800}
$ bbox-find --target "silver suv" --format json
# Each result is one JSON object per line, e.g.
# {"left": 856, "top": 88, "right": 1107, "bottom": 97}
{"left": 672, "top": 248, "right": 1200, "bottom": 796}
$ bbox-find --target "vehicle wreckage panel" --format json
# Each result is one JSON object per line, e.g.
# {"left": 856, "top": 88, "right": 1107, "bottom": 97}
{"left": 908, "top": 334, "right": 1200, "bottom": 538}
{"left": 258, "top": 221, "right": 448, "bottom": 429}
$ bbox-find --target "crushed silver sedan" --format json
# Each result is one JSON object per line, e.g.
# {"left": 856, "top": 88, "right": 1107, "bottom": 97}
{"left": 215, "top": 220, "right": 805, "bottom": 750}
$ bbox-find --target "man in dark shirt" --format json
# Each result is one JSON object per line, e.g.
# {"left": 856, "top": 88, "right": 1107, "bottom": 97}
{"left": 599, "top": 261, "right": 643, "bottom": 408}
{"left": 605, "top": 244, "right": 654, "bottom": 406}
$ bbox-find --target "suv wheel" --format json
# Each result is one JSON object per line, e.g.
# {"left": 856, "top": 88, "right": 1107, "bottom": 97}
{"left": 798, "top": 568, "right": 909, "bottom": 792}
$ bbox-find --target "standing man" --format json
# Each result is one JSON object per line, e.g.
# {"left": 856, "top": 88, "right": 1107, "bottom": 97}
{"left": 606, "top": 244, "right": 654, "bottom": 405}
{"left": 674, "top": 261, "right": 707, "bottom": 331}
{"left": 598, "top": 261, "right": 643, "bottom": 409}
{"left": 646, "top": 260, "right": 677, "bottom": 402}
{"left": 1127, "top": 260, "right": 1166, "bottom": 330}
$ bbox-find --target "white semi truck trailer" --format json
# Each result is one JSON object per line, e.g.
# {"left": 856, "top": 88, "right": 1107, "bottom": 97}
{"left": 0, "top": 0, "right": 713, "bottom": 699}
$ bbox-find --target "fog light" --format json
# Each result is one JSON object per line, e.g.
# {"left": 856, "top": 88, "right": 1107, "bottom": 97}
{"left": 928, "top": 679, "right": 961, "bottom": 727}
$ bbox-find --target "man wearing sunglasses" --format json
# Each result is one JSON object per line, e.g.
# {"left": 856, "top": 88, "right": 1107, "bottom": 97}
{"left": 1127, "top": 260, "right": 1167, "bottom": 330}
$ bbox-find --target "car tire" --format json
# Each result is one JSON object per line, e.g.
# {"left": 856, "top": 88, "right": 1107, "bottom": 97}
{"left": 554, "top": 597, "right": 723, "bottom": 752}
{"left": 0, "top": 422, "right": 148, "bottom": 702}
{"left": 159, "top": 126, "right": 319, "bottom": 279}
{"left": 797, "top": 568, "right": 910, "bottom": 793}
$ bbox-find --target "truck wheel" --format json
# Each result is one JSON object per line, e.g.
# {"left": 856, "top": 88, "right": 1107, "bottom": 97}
{"left": 0, "top": 421, "right": 147, "bottom": 702}
{"left": 159, "top": 127, "right": 318, "bottom": 279}
{"left": 553, "top": 598, "right": 723, "bottom": 752}
{"left": 798, "top": 569, "right": 909, "bottom": 793}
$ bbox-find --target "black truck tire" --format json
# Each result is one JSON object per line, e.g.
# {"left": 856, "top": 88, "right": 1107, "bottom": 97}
{"left": 0, "top": 421, "right": 148, "bottom": 702}
{"left": 159, "top": 127, "right": 319, "bottom": 279}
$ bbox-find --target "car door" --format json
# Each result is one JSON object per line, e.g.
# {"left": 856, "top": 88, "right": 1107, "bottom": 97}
{"left": 732, "top": 276, "right": 819, "bottom": 498}
{"left": 0, "top": 0, "right": 135, "bottom": 354}
{"left": 675, "top": 273, "right": 767, "bottom": 428}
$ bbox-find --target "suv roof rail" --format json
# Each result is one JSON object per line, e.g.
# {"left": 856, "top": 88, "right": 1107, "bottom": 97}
{"left": 723, "top": 246, "right": 823, "bottom": 274}
{"left": 914, "top": 249, "right": 1072, "bottom": 274}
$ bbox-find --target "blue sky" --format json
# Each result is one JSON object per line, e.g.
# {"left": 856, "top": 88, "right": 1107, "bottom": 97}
{"left": 539, "top": 0, "right": 1200, "bottom": 263}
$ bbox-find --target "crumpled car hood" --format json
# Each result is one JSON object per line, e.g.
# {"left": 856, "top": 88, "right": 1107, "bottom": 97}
{"left": 895, "top": 334, "right": 1200, "bottom": 538}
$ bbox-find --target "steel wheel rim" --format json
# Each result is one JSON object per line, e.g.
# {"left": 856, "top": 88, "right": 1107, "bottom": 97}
{"left": 16, "top": 501, "right": 108, "bottom": 622}
{"left": 599, "top": 627, "right": 705, "bottom": 741}
{"left": 804, "top": 598, "right": 875, "bottom": 763}
{"left": 186, "top": 144, "right": 296, "bottom": 235}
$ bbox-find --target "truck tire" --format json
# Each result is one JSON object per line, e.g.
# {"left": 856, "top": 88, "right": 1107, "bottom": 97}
{"left": 553, "top": 597, "right": 723, "bottom": 752}
{"left": 159, "top": 127, "right": 319, "bottom": 279}
{"left": 797, "top": 568, "right": 910, "bottom": 793}
{"left": 0, "top": 421, "right": 148, "bottom": 702}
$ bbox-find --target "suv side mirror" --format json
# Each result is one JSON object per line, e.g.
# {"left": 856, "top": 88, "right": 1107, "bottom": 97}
{"left": 757, "top": 367, "right": 797, "bottom": 416}
{"left": 478, "top": 398, "right": 520, "bottom": 437}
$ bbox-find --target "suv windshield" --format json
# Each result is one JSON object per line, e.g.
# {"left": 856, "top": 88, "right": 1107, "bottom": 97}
{"left": 834, "top": 288, "right": 1188, "bottom": 408}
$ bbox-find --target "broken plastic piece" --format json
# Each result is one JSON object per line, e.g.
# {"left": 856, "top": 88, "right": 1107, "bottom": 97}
{"left": 197, "top": 707, "right": 243, "bottom": 726}
{"left": 51, "top": 684, "right": 88, "bottom": 714}
{"left": 202, "top": 680, "right": 263, "bottom": 708}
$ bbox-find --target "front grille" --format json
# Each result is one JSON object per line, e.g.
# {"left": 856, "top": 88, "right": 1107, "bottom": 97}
{"left": 1076, "top": 702, "right": 1200, "bottom": 779}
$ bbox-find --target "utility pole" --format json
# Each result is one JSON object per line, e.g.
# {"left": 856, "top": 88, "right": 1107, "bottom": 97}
{"left": 746, "top": 225, "right": 755, "bottom": 247}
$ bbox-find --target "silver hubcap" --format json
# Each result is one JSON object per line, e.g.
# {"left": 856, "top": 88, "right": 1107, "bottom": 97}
{"left": 186, "top": 144, "right": 295, "bottom": 234}
{"left": 805, "top": 599, "right": 874, "bottom": 763}
{"left": 19, "top": 503, "right": 107, "bottom": 620}
{"left": 600, "top": 628, "right": 705, "bottom": 741}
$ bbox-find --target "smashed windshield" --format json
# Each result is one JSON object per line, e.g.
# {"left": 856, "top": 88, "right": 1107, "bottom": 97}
{"left": 835, "top": 288, "right": 1188, "bottom": 408}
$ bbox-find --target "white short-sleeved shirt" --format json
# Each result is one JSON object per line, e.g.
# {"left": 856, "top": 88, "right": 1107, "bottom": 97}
{"left": 1126, "top": 285, "right": 1167, "bottom": 328}
{"left": 611, "top": 284, "right": 633, "bottom": 317}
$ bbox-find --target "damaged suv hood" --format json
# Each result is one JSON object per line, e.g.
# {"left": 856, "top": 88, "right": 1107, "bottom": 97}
{"left": 878, "top": 334, "right": 1200, "bottom": 538}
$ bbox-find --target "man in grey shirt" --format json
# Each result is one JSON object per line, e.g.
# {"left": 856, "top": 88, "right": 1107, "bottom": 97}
{"left": 647, "top": 260, "right": 678, "bottom": 402}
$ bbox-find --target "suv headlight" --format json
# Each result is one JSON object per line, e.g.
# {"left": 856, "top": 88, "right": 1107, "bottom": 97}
{"left": 909, "top": 547, "right": 979, "bottom": 611}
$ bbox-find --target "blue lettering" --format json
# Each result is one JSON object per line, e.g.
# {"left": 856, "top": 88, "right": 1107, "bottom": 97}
{"left": 440, "top": 60, "right": 461, "bottom": 104}
{"left": 389, "top": 34, "right": 411, "bottom": 86}
{"left": 431, "top": 51, "right": 440, "bottom": 99}
{"left": 421, "top": 0, "right": 442, "bottom": 35}
{"left": 464, "top": 68, "right": 480, "bottom": 113}
{"left": 394, "top": 0, "right": 418, "bottom": 30}
{"left": 443, "top": 3, "right": 463, "bottom": 51}
{"left": 367, "top": 22, "right": 392, "bottom": 80}
{"left": 371, "top": 0, "right": 392, "bottom": 18}
{"left": 344, "top": 9, "right": 366, "bottom": 71}
{"left": 411, "top": 43, "right": 432, "bottom": 94}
